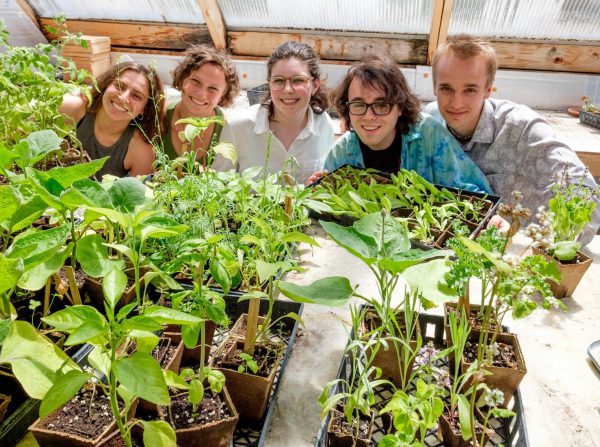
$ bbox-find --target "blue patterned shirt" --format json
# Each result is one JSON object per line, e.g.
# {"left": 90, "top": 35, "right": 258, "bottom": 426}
{"left": 324, "top": 113, "right": 492, "bottom": 194}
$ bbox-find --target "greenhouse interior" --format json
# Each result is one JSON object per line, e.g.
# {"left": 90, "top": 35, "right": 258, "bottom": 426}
{"left": 1, "top": 0, "right": 599, "bottom": 446}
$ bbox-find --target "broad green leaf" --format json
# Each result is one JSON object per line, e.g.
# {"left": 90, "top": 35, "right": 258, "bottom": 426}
{"left": 43, "top": 305, "right": 107, "bottom": 332}
{"left": 353, "top": 212, "right": 411, "bottom": 256}
{"left": 122, "top": 316, "right": 164, "bottom": 333}
{"left": 5, "top": 224, "right": 69, "bottom": 269}
{"left": 457, "top": 394, "right": 473, "bottom": 441}
{"left": 104, "top": 243, "right": 138, "bottom": 265}
{"left": 281, "top": 231, "right": 320, "bottom": 247}
{"left": 188, "top": 378, "right": 203, "bottom": 405}
{"left": 108, "top": 177, "right": 148, "bottom": 212}
{"left": 15, "top": 130, "right": 62, "bottom": 168}
{"left": 0, "top": 144, "right": 18, "bottom": 169}
{"left": 5, "top": 192, "right": 47, "bottom": 232}
{"left": 103, "top": 266, "right": 128, "bottom": 310}
{"left": 0, "top": 185, "right": 19, "bottom": 227}
{"left": 114, "top": 352, "right": 169, "bottom": 405}
{"left": 0, "top": 319, "right": 10, "bottom": 344}
{"left": 61, "top": 177, "right": 112, "bottom": 208}
{"left": 552, "top": 240, "right": 580, "bottom": 261}
{"left": 65, "top": 317, "right": 108, "bottom": 345}
{"left": 320, "top": 220, "right": 377, "bottom": 265}
{"left": 401, "top": 258, "right": 458, "bottom": 304}
{"left": 45, "top": 158, "right": 108, "bottom": 189}
{"left": 381, "top": 248, "right": 453, "bottom": 275}
{"left": 0, "top": 321, "right": 78, "bottom": 399}
{"left": 84, "top": 206, "right": 130, "bottom": 229}
{"left": 209, "top": 258, "right": 231, "bottom": 295}
{"left": 256, "top": 259, "right": 282, "bottom": 284}
{"left": 277, "top": 277, "right": 353, "bottom": 306}
{"left": 213, "top": 141, "right": 237, "bottom": 165}
{"left": 18, "top": 244, "right": 71, "bottom": 291}
{"left": 88, "top": 345, "right": 111, "bottom": 378}
{"left": 77, "top": 234, "right": 125, "bottom": 277}
{"left": 0, "top": 253, "right": 23, "bottom": 294}
{"left": 140, "top": 223, "right": 188, "bottom": 243}
{"left": 143, "top": 305, "right": 204, "bottom": 325}
{"left": 140, "top": 420, "right": 177, "bottom": 447}
{"left": 39, "top": 370, "right": 90, "bottom": 418}
{"left": 163, "top": 369, "right": 190, "bottom": 389}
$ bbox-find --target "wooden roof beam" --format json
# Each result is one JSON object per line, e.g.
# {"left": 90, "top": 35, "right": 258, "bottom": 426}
{"left": 228, "top": 30, "right": 428, "bottom": 64}
{"left": 15, "top": 0, "right": 41, "bottom": 31}
{"left": 196, "top": 0, "right": 227, "bottom": 50}
{"left": 39, "top": 18, "right": 212, "bottom": 50}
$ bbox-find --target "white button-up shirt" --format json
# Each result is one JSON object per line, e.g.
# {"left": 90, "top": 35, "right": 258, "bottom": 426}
{"left": 216, "top": 104, "right": 335, "bottom": 184}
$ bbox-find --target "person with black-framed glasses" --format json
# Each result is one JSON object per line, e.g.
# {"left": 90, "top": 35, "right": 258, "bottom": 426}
{"left": 306, "top": 55, "right": 491, "bottom": 194}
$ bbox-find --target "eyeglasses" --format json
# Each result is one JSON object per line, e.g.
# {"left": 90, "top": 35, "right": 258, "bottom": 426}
{"left": 347, "top": 101, "right": 394, "bottom": 116}
{"left": 269, "top": 75, "right": 313, "bottom": 91}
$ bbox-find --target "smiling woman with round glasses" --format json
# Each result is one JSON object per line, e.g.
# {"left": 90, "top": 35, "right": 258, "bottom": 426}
{"left": 218, "top": 41, "right": 335, "bottom": 184}
{"left": 309, "top": 55, "right": 491, "bottom": 193}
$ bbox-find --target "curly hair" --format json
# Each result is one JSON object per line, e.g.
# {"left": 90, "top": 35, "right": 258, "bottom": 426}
{"left": 432, "top": 34, "right": 497, "bottom": 87}
{"left": 171, "top": 44, "right": 240, "bottom": 108}
{"left": 90, "top": 61, "right": 165, "bottom": 140}
{"left": 331, "top": 55, "right": 420, "bottom": 136}
{"left": 261, "top": 41, "right": 328, "bottom": 119}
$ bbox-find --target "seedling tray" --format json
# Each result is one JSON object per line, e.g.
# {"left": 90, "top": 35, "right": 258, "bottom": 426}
{"left": 214, "top": 292, "right": 303, "bottom": 447}
{"left": 314, "top": 313, "right": 529, "bottom": 447}
{"left": 579, "top": 109, "right": 600, "bottom": 130}
{"left": 308, "top": 165, "right": 501, "bottom": 250}
{"left": 0, "top": 343, "right": 93, "bottom": 447}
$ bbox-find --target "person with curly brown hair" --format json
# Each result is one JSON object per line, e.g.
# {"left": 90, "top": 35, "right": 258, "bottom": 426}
{"left": 164, "top": 44, "right": 240, "bottom": 161}
{"left": 60, "top": 61, "right": 164, "bottom": 179}
{"left": 309, "top": 55, "right": 490, "bottom": 193}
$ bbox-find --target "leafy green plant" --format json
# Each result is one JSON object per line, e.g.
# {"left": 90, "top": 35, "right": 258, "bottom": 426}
{"left": 0, "top": 19, "right": 90, "bottom": 148}
{"left": 39, "top": 266, "right": 202, "bottom": 447}
{"left": 318, "top": 308, "right": 390, "bottom": 443}
{"left": 543, "top": 166, "right": 600, "bottom": 261}
{"left": 307, "top": 166, "right": 491, "bottom": 245}
{"left": 317, "top": 211, "right": 452, "bottom": 390}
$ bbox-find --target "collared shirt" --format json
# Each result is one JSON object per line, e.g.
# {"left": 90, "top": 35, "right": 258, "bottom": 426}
{"left": 424, "top": 98, "right": 600, "bottom": 245}
{"left": 216, "top": 104, "right": 335, "bottom": 184}
{"left": 324, "top": 113, "right": 492, "bottom": 194}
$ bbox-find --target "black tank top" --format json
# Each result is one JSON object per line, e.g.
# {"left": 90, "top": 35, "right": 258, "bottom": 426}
{"left": 77, "top": 112, "right": 135, "bottom": 179}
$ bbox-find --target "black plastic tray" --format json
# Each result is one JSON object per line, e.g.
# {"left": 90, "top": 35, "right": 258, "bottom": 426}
{"left": 314, "top": 313, "right": 529, "bottom": 447}
{"left": 307, "top": 165, "right": 501, "bottom": 249}
{"left": 213, "top": 293, "right": 303, "bottom": 447}
{"left": 0, "top": 343, "right": 93, "bottom": 447}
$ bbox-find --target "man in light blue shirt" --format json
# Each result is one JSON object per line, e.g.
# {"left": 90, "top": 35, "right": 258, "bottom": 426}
{"left": 424, "top": 34, "right": 600, "bottom": 245}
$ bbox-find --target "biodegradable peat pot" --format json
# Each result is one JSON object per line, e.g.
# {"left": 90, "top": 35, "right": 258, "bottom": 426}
{"left": 0, "top": 394, "right": 10, "bottom": 423}
{"left": 29, "top": 392, "right": 138, "bottom": 447}
{"left": 229, "top": 313, "right": 266, "bottom": 338}
{"left": 443, "top": 302, "right": 504, "bottom": 343}
{"left": 533, "top": 247, "right": 592, "bottom": 298}
{"left": 461, "top": 331, "right": 527, "bottom": 408}
{"left": 84, "top": 268, "right": 144, "bottom": 308}
{"left": 326, "top": 404, "right": 374, "bottom": 447}
{"left": 211, "top": 335, "right": 283, "bottom": 421}
{"left": 360, "top": 310, "right": 417, "bottom": 386}
{"left": 438, "top": 406, "right": 491, "bottom": 447}
{"left": 96, "top": 427, "right": 144, "bottom": 447}
{"left": 160, "top": 386, "right": 239, "bottom": 447}
{"left": 163, "top": 320, "right": 217, "bottom": 366}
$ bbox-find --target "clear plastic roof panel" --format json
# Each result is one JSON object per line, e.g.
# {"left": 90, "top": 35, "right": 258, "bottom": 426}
{"left": 217, "top": 0, "right": 435, "bottom": 34}
{"left": 26, "top": 0, "right": 206, "bottom": 24}
{"left": 449, "top": 0, "right": 600, "bottom": 41}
